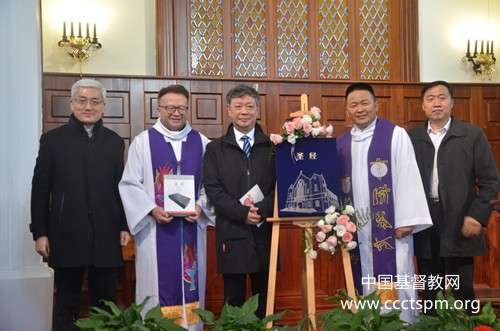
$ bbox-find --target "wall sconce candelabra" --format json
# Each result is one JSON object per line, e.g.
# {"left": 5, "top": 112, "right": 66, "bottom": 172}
{"left": 58, "top": 21, "right": 102, "bottom": 78}
{"left": 462, "top": 39, "right": 496, "bottom": 79}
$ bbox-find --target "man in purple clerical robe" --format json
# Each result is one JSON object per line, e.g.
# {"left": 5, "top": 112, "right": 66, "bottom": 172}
{"left": 119, "top": 85, "right": 213, "bottom": 331}
{"left": 336, "top": 83, "right": 432, "bottom": 324}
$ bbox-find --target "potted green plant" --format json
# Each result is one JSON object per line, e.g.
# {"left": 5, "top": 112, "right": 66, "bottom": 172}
{"left": 75, "top": 296, "right": 187, "bottom": 331}
{"left": 193, "top": 294, "right": 293, "bottom": 331}
{"left": 294, "top": 289, "right": 405, "bottom": 331}
{"left": 407, "top": 291, "right": 500, "bottom": 331}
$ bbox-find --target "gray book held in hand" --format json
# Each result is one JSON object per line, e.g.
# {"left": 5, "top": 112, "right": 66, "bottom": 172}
{"left": 168, "top": 193, "right": 191, "bottom": 209}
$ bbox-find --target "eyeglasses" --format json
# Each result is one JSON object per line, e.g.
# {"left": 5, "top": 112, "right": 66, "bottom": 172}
{"left": 158, "top": 105, "right": 188, "bottom": 115}
{"left": 72, "top": 97, "right": 105, "bottom": 107}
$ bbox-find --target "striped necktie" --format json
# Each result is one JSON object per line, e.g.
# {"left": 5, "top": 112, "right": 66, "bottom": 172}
{"left": 241, "top": 135, "right": 251, "bottom": 158}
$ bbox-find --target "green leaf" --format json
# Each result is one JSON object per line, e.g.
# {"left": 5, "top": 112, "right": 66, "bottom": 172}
{"left": 192, "top": 307, "right": 215, "bottom": 325}
{"left": 88, "top": 306, "right": 116, "bottom": 319}
{"left": 144, "top": 303, "right": 163, "bottom": 322}
{"left": 123, "top": 304, "right": 142, "bottom": 325}
{"left": 102, "top": 300, "right": 123, "bottom": 317}
{"left": 74, "top": 319, "right": 104, "bottom": 329}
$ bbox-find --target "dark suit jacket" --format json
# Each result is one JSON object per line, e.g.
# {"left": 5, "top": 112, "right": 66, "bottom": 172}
{"left": 30, "top": 114, "right": 128, "bottom": 268}
{"left": 203, "top": 123, "right": 276, "bottom": 274}
{"left": 408, "top": 116, "right": 499, "bottom": 258}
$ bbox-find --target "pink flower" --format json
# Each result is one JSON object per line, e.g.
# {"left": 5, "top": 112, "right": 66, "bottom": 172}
{"left": 303, "top": 123, "right": 313, "bottom": 134}
{"left": 310, "top": 106, "right": 321, "bottom": 116}
{"left": 345, "top": 222, "right": 356, "bottom": 233}
{"left": 293, "top": 117, "right": 303, "bottom": 130}
{"left": 336, "top": 215, "right": 349, "bottom": 225}
{"left": 326, "top": 235, "right": 338, "bottom": 247}
{"left": 270, "top": 133, "right": 283, "bottom": 145}
{"left": 284, "top": 121, "right": 295, "bottom": 134}
{"left": 321, "top": 224, "right": 332, "bottom": 233}
{"left": 342, "top": 232, "right": 353, "bottom": 242}
{"left": 316, "top": 231, "right": 326, "bottom": 242}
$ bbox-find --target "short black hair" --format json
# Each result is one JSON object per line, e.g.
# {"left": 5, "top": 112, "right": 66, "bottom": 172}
{"left": 226, "top": 84, "right": 260, "bottom": 107}
{"left": 345, "top": 82, "right": 376, "bottom": 100}
{"left": 421, "top": 81, "right": 454, "bottom": 101}
{"left": 158, "top": 85, "right": 189, "bottom": 101}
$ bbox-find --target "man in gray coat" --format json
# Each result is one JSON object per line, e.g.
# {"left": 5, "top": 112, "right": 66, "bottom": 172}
{"left": 30, "top": 79, "right": 131, "bottom": 330}
{"left": 409, "top": 80, "right": 499, "bottom": 315}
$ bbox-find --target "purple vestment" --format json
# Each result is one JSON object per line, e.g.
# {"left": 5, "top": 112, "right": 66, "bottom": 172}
{"left": 148, "top": 128, "right": 203, "bottom": 318}
{"left": 337, "top": 118, "right": 397, "bottom": 294}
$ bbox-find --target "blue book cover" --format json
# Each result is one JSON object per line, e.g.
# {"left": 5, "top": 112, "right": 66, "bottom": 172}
{"left": 275, "top": 138, "right": 341, "bottom": 217}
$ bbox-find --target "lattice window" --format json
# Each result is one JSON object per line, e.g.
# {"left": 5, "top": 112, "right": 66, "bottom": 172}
{"left": 359, "top": 0, "right": 390, "bottom": 80}
{"left": 234, "top": 0, "right": 267, "bottom": 77}
{"left": 277, "top": 0, "right": 309, "bottom": 78}
{"left": 190, "top": 0, "right": 224, "bottom": 76}
{"left": 319, "top": 0, "right": 350, "bottom": 79}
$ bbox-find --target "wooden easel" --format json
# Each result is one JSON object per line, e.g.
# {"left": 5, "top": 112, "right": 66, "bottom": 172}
{"left": 265, "top": 195, "right": 320, "bottom": 329}
{"left": 265, "top": 94, "right": 357, "bottom": 329}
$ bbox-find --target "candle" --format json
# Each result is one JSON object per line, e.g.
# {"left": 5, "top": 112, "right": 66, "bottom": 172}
{"left": 492, "top": 41, "right": 494, "bottom": 55}
{"left": 86, "top": 22, "right": 90, "bottom": 38}
{"left": 467, "top": 39, "right": 470, "bottom": 54}
{"left": 70, "top": 21, "right": 74, "bottom": 37}
{"left": 93, "top": 23, "right": 97, "bottom": 39}
{"left": 486, "top": 40, "right": 490, "bottom": 54}
{"left": 481, "top": 40, "right": 484, "bottom": 53}
{"left": 63, "top": 21, "right": 67, "bottom": 38}
{"left": 78, "top": 21, "right": 82, "bottom": 37}
{"left": 474, "top": 40, "right": 478, "bottom": 54}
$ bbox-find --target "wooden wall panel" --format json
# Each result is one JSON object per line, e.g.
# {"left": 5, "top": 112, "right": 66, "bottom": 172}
{"left": 484, "top": 98, "right": 500, "bottom": 141}
{"left": 190, "top": 93, "right": 224, "bottom": 140}
{"left": 404, "top": 96, "right": 425, "bottom": 130}
{"left": 42, "top": 74, "right": 500, "bottom": 324}
{"left": 321, "top": 96, "right": 350, "bottom": 137}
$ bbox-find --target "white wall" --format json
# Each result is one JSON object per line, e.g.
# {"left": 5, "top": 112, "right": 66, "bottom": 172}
{"left": 419, "top": 0, "right": 500, "bottom": 83}
{"left": 0, "top": 0, "right": 54, "bottom": 330}
{"left": 41, "top": 0, "right": 156, "bottom": 76}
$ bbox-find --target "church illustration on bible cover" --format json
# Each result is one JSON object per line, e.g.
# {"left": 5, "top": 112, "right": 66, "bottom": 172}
{"left": 281, "top": 170, "right": 339, "bottom": 214}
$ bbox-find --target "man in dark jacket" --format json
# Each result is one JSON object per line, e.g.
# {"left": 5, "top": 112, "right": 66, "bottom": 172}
{"left": 203, "top": 84, "right": 275, "bottom": 318}
{"left": 30, "top": 79, "right": 131, "bottom": 330}
{"left": 409, "top": 80, "right": 499, "bottom": 315}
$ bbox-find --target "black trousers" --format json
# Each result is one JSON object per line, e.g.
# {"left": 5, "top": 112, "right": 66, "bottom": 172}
{"left": 417, "top": 203, "right": 475, "bottom": 315}
{"left": 53, "top": 266, "right": 118, "bottom": 331}
{"left": 223, "top": 272, "right": 269, "bottom": 319}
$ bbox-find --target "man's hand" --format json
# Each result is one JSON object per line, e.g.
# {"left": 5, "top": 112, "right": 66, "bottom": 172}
{"left": 461, "top": 216, "right": 482, "bottom": 238}
{"left": 35, "top": 236, "right": 50, "bottom": 258}
{"left": 185, "top": 204, "right": 201, "bottom": 223}
{"left": 150, "top": 206, "right": 174, "bottom": 225}
{"left": 245, "top": 205, "right": 261, "bottom": 225}
{"left": 395, "top": 226, "right": 414, "bottom": 239}
{"left": 120, "top": 231, "right": 131, "bottom": 246}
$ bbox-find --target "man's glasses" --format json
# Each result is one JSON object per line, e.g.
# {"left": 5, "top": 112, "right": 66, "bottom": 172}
{"left": 72, "top": 97, "right": 105, "bottom": 107}
{"left": 158, "top": 105, "right": 188, "bottom": 115}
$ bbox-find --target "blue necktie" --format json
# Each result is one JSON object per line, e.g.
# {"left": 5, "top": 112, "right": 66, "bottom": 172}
{"left": 242, "top": 135, "right": 251, "bottom": 158}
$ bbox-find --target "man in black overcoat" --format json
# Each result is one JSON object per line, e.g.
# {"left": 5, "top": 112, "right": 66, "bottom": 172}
{"left": 202, "top": 84, "right": 276, "bottom": 318}
{"left": 30, "top": 79, "right": 131, "bottom": 330}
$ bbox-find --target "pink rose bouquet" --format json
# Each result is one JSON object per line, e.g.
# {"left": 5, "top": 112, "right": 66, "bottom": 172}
{"left": 270, "top": 106, "right": 333, "bottom": 146}
{"left": 304, "top": 205, "right": 357, "bottom": 260}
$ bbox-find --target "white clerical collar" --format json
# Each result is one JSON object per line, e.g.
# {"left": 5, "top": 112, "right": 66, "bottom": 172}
{"left": 154, "top": 118, "right": 192, "bottom": 141}
{"left": 233, "top": 127, "right": 255, "bottom": 142}
{"left": 351, "top": 118, "right": 377, "bottom": 142}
